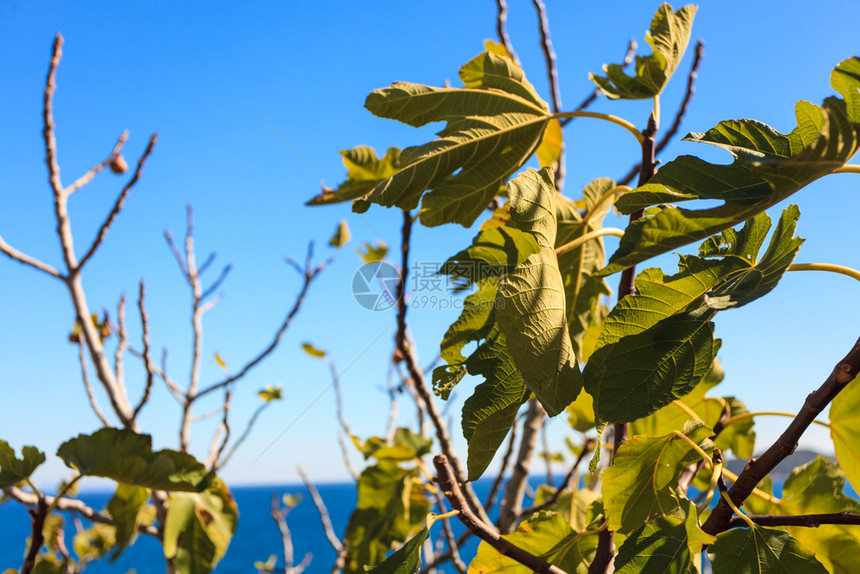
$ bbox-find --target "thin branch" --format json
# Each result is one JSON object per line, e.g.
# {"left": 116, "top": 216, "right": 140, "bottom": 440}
{"left": 394, "top": 210, "right": 493, "bottom": 526}
{"left": 77, "top": 342, "right": 112, "bottom": 427}
{"left": 618, "top": 39, "right": 704, "bottom": 186}
{"left": 494, "top": 0, "right": 520, "bottom": 65}
{"left": 65, "top": 131, "right": 128, "bottom": 195}
{"left": 0, "top": 236, "right": 64, "bottom": 279}
{"left": 521, "top": 437, "right": 595, "bottom": 518}
{"left": 219, "top": 402, "right": 268, "bottom": 468}
{"left": 728, "top": 512, "right": 860, "bottom": 529}
{"left": 164, "top": 230, "right": 189, "bottom": 277}
{"left": 132, "top": 281, "right": 155, "bottom": 420}
{"left": 3, "top": 486, "right": 158, "bottom": 537}
{"left": 77, "top": 133, "right": 158, "bottom": 270}
{"left": 205, "top": 389, "right": 232, "bottom": 471}
{"left": 434, "top": 455, "right": 566, "bottom": 574}
{"left": 328, "top": 360, "right": 360, "bottom": 480}
{"left": 201, "top": 263, "right": 233, "bottom": 301}
{"left": 431, "top": 488, "right": 467, "bottom": 574}
{"left": 531, "top": 0, "right": 565, "bottom": 190}
{"left": 195, "top": 242, "right": 325, "bottom": 400}
{"left": 114, "top": 295, "right": 128, "bottom": 389}
{"left": 703, "top": 335, "right": 860, "bottom": 535}
{"left": 296, "top": 467, "right": 343, "bottom": 553}
{"left": 43, "top": 33, "right": 64, "bottom": 198}
{"left": 498, "top": 399, "right": 544, "bottom": 533}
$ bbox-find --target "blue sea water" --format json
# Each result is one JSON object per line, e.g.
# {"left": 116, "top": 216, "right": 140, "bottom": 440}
{"left": 0, "top": 481, "right": 488, "bottom": 573}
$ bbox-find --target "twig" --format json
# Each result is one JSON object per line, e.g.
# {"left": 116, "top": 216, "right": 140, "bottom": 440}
{"left": 195, "top": 242, "right": 325, "bottom": 400}
{"left": 393, "top": 210, "right": 493, "bottom": 526}
{"left": 703, "top": 335, "right": 860, "bottom": 535}
{"left": 205, "top": 389, "right": 232, "bottom": 470}
{"left": 434, "top": 455, "right": 566, "bottom": 574}
{"left": 498, "top": 399, "right": 544, "bottom": 533}
{"left": 77, "top": 342, "right": 112, "bottom": 427}
{"left": 531, "top": 0, "right": 565, "bottom": 191}
{"left": 133, "top": 281, "right": 155, "bottom": 420}
{"left": 562, "top": 39, "right": 636, "bottom": 126}
{"left": 3, "top": 486, "right": 158, "bottom": 537}
{"left": 114, "top": 295, "right": 128, "bottom": 389}
{"left": 219, "top": 401, "right": 268, "bottom": 469}
{"left": 77, "top": 133, "right": 158, "bottom": 269}
{"left": 494, "top": 0, "right": 520, "bottom": 65}
{"left": 328, "top": 361, "right": 360, "bottom": 480}
{"left": 65, "top": 131, "right": 128, "bottom": 195}
{"left": 521, "top": 437, "right": 595, "bottom": 518}
{"left": 271, "top": 493, "right": 311, "bottom": 574}
{"left": 728, "top": 512, "right": 860, "bottom": 529}
{"left": 297, "top": 467, "right": 343, "bottom": 553}
{"left": 431, "top": 488, "right": 467, "bottom": 574}
{"left": 43, "top": 33, "right": 64, "bottom": 198}
{"left": 0, "top": 236, "right": 63, "bottom": 279}
{"left": 21, "top": 495, "right": 47, "bottom": 574}
{"left": 618, "top": 39, "right": 704, "bottom": 186}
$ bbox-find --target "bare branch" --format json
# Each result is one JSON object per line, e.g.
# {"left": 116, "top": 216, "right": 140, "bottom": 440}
{"left": 114, "top": 294, "right": 128, "bottom": 389}
{"left": 65, "top": 131, "right": 128, "bottom": 195}
{"left": 431, "top": 487, "right": 467, "bottom": 574}
{"left": 3, "top": 486, "right": 158, "bottom": 537}
{"left": 133, "top": 281, "right": 155, "bottom": 420}
{"left": 77, "top": 133, "right": 158, "bottom": 270}
{"left": 703, "top": 335, "right": 860, "bottom": 535}
{"left": 328, "top": 360, "right": 359, "bottom": 480}
{"left": 297, "top": 467, "right": 343, "bottom": 553}
{"left": 498, "top": 399, "right": 544, "bottom": 533}
{"left": 201, "top": 263, "right": 233, "bottom": 301}
{"left": 164, "top": 230, "right": 189, "bottom": 278}
{"left": 0, "top": 235, "right": 64, "bottom": 279}
{"left": 77, "top": 342, "right": 112, "bottom": 427}
{"left": 394, "top": 210, "right": 492, "bottom": 526}
{"left": 532, "top": 0, "right": 561, "bottom": 114}
{"left": 43, "top": 33, "right": 64, "bottom": 198}
{"left": 219, "top": 402, "right": 269, "bottom": 469}
{"left": 21, "top": 495, "right": 47, "bottom": 574}
{"left": 205, "top": 389, "right": 232, "bottom": 470}
{"left": 494, "top": 0, "right": 520, "bottom": 66}
{"left": 434, "top": 455, "right": 566, "bottom": 574}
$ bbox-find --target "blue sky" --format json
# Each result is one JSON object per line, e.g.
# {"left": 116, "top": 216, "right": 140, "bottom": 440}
{"left": 1, "top": 1, "right": 859, "bottom": 486}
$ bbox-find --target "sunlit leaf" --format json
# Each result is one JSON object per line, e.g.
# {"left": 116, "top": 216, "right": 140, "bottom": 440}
{"left": 329, "top": 219, "right": 352, "bottom": 248}
{"left": 257, "top": 384, "right": 283, "bottom": 402}
{"left": 590, "top": 4, "right": 697, "bottom": 100}
{"left": 301, "top": 342, "right": 327, "bottom": 359}
{"left": 536, "top": 118, "right": 563, "bottom": 168}
{"left": 358, "top": 52, "right": 553, "bottom": 227}
{"left": 307, "top": 146, "right": 402, "bottom": 206}
{"left": 708, "top": 526, "right": 828, "bottom": 573}
{"left": 57, "top": 428, "right": 212, "bottom": 492}
{"left": 496, "top": 168, "right": 582, "bottom": 416}
{"left": 829, "top": 376, "right": 860, "bottom": 493}
{"left": 603, "top": 58, "right": 860, "bottom": 275}
{"left": 469, "top": 511, "right": 598, "bottom": 573}
{"left": 602, "top": 421, "right": 713, "bottom": 533}
{"left": 213, "top": 352, "right": 228, "bottom": 373}
{"left": 107, "top": 484, "right": 149, "bottom": 561}
{"left": 357, "top": 241, "right": 389, "bottom": 263}
{"left": 0, "top": 440, "right": 45, "bottom": 488}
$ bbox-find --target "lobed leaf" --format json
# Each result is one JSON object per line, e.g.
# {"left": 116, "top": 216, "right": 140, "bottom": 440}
{"left": 307, "top": 146, "right": 402, "bottom": 206}
{"left": 708, "top": 526, "right": 828, "bottom": 573}
{"left": 0, "top": 440, "right": 45, "bottom": 488}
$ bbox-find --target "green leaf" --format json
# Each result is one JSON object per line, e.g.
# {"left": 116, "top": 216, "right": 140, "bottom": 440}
{"left": 601, "top": 421, "right": 713, "bottom": 533}
{"left": 536, "top": 118, "right": 563, "bottom": 168}
{"left": 366, "top": 526, "right": 429, "bottom": 574}
{"left": 0, "top": 440, "right": 45, "bottom": 488}
{"left": 590, "top": 4, "right": 697, "bottom": 100}
{"left": 57, "top": 428, "right": 212, "bottom": 492}
{"left": 163, "top": 478, "right": 238, "bottom": 574}
{"left": 462, "top": 328, "right": 530, "bottom": 480}
{"left": 301, "top": 342, "right": 327, "bottom": 358}
{"left": 359, "top": 52, "right": 553, "bottom": 227}
{"left": 107, "top": 484, "right": 149, "bottom": 561}
{"left": 392, "top": 427, "right": 433, "bottom": 459}
{"left": 603, "top": 59, "right": 860, "bottom": 275}
{"left": 586, "top": 208, "right": 801, "bottom": 422}
{"left": 469, "top": 511, "right": 598, "bottom": 573}
{"left": 307, "top": 146, "right": 402, "bottom": 206}
{"left": 329, "top": 220, "right": 351, "bottom": 248}
{"left": 829, "top": 377, "right": 860, "bottom": 493}
{"left": 257, "top": 383, "right": 283, "bottom": 402}
{"left": 213, "top": 352, "right": 228, "bottom": 373}
{"left": 73, "top": 523, "right": 116, "bottom": 562}
{"left": 614, "top": 499, "right": 715, "bottom": 574}
{"left": 357, "top": 241, "right": 389, "bottom": 263}
{"left": 708, "top": 526, "right": 828, "bottom": 573}
{"left": 344, "top": 460, "right": 431, "bottom": 574}
{"left": 496, "top": 168, "right": 582, "bottom": 416}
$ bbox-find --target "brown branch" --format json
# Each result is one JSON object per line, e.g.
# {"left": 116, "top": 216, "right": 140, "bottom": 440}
{"left": 494, "top": 0, "right": 520, "bottom": 66}
{"left": 43, "top": 33, "right": 64, "bottom": 198}
{"left": 4, "top": 486, "right": 159, "bottom": 537}
{"left": 728, "top": 512, "right": 860, "bottom": 529}
{"left": 531, "top": 0, "right": 565, "bottom": 191}
{"left": 498, "top": 399, "right": 544, "bottom": 533}
{"left": 394, "top": 210, "right": 492, "bottom": 526}
{"left": 77, "top": 133, "right": 158, "bottom": 270}
{"left": 205, "top": 389, "right": 232, "bottom": 470}
{"left": 703, "top": 336, "right": 860, "bottom": 535}
{"left": 617, "top": 39, "right": 704, "bottom": 187}
{"left": 21, "top": 495, "right": 47, "bottom": 574}
{"left": 219, "top": 401, "right": 269, "bottom": 469}
{"left": 521, "top": 437, "right": 594, "bottom": 518}
{"left": 328, "top": 360, "right": 360, "bottom": 480}
{"left": 434, "top": 455, "right": 566, "bottom": 574}
{"left": 431, "top": 488, "right": 467, "bottom": 574}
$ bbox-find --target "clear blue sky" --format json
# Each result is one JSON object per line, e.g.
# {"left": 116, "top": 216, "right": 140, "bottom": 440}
{"left": 1, "top": 1, "right": 858, "bottom": 487}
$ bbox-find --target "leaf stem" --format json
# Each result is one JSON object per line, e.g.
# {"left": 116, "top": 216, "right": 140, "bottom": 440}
{"left": 652, "top": 95, "right": 661, "bottom": 130}
{"left": 670, "top": 430, "right": 713, "bottom": 470}
{"left": 555, "top": 228, "right": 625, "bottom": 257}
{"left": 720, "top": 491, "right": 756, "bottom": 529}
{"left": 722, "top": 410, "right": 831, "bottom": 430}
{"left": 833, "top": 164, "right": 860, "bottom": 175}
{"left": 721, "top": 468, "right": 782, "bottom": 506}
{"left": 25, "top": 478, "right": 41, "bottom": 499}
{"left": 671, "top": 399, "right": 703, "bottom": 422}
{"left": 788, "top": 263, "right": 860, "bottom": 283}
{"left": 553, "top": 111, "right": 644, "bottom": 144}
{"left": 582, "top": 185, "right": 630, "bottom": 224}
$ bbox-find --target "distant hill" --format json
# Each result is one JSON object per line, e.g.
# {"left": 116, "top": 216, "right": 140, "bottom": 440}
{"left": 724, "top": 449, "right": 835, "bottom": 480}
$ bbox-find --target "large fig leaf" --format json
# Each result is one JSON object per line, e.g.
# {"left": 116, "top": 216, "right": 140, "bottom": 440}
{"left": 0, "top": 440, "right": 45, "bottom": 488}
{"left": 57, "top": 428, "right": 212, "bottom": 492}
{"left": 590, "top": 4, "right": 697, "bottom": 100}
{"left": 496, "top": 168, "right": 582, "bottom": 416}
{"left": 708, "top": 527, "right": 828, "bottom": 574}
{"left": 358, "top": 52, "right": 554, "bottom": 227}
{"left": 307, "top": 146, "right": 402, "bottom": 205}
{"left": 603, "top": 57, "right": 860, "bottom": 275}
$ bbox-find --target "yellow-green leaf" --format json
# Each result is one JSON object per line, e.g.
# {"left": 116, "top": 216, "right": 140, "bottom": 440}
{"left": 301, "top": 342, "right": 327, "bottom": 359}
